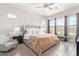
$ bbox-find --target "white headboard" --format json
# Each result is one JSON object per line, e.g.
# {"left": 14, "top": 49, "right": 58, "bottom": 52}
{"left": 24, "top": 25, "right": 41, "bottom": 28}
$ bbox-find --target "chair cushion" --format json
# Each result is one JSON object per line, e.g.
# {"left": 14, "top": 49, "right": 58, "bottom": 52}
{"left": 5, "top": 41, "right": 18, "bottom": 51}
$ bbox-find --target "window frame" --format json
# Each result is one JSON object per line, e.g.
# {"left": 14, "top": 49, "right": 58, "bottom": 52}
{"left": 67, "top": 15, "right": 77, "bottom": 40}
{"left": 48, "top": 15, "right": 77, "bottom": 41}
{"left": 56, "top": 17, "right": 65, "bottom": 36}
{"left": 49, "top": 19, "right": 55, "bottom": 34}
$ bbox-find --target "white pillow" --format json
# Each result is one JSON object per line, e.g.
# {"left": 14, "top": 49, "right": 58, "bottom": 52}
{"left": 27, "top": 28, "right": 33, "bottom": 34}
{"left": 38, "top": 29, "right": 45, "bottom": 34}
{"left": 31, "top": 28, "right": 37, "bottom": 34}
{"left": 0, "top": 34, "right": 10, "bottom": 43}
{"left": 35, "top": 28, "right": 40, "bottom": 34}
{"left": 24, "top": 33, "right": 30, "bottom": 40}
{"left": 26, "top": 28, "right": 36, "bottom": 34}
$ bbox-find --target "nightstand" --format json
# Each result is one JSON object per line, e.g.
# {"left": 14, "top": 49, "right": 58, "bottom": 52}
{"left": 13, "top": 35, "right": 23, "bottom": 44}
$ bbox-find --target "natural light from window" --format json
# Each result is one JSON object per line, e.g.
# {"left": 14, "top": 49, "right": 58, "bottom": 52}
{"left": 56, "top": 17, "right": 64, "bottom": 36}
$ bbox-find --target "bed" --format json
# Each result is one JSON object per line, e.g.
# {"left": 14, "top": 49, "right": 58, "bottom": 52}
{"left": 23, "top": 25, "right": 60, "bottom": 56}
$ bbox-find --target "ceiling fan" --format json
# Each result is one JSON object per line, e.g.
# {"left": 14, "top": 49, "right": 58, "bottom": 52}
{"left": 37, "top": 3, "right": 55, "bottom": 10}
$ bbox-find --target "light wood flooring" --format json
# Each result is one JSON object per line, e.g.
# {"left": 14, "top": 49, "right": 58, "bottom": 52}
{"left": 0, "top": 41, "right": 76, "bottom": 56}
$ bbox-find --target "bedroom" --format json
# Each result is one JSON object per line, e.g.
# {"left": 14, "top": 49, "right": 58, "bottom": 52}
{"left": 0, "top": 3, "right": 79, "bottom": 56}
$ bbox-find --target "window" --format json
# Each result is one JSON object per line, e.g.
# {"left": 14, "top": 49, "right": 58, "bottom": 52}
{"left": 8, "top": 13, "right": 16, "bottom": 21}
{"left": 8, "top": 13, "right": 16, "bottom": 18}
{"left": 56, "top": 17, "right": 64, "bottom": 36}
{"left": 48, "top": 15, "right": 77, "bottom": 42}
{"left": 49, "top": 20, "right": 55, "bottom": 34}
{"left": 67, "top": 15, "right": 77, "bottom": 41}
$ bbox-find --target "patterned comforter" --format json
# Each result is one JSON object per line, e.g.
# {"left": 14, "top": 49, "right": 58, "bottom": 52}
{"left": 25, "top": 34, "right": 60, "bottom": 56}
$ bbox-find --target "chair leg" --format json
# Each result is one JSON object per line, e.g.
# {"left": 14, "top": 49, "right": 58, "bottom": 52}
{"left": 0, "top": 51, "right": 8, "bottom": 56}
{"left": 3, "top": 51, "right": 8, "bottom": 56}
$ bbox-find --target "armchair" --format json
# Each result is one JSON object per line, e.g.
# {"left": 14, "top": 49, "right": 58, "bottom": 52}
{"left": 0, "top": 34, "right": 18, "bottom": 52}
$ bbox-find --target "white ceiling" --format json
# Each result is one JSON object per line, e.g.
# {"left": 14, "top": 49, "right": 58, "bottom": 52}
{"left": 8, "top": 3, "right": 79, "bottom": 17}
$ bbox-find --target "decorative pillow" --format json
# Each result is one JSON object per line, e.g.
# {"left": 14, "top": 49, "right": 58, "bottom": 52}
{"left": 26, "top": 28, "right": 36, "bottom": 34}
{"left": 27, "top": 28, "right": 33, "bottom": 34}
{"left": 35, "top": 28, "right": 38, "bottom": 34}
{"left": 32, "top": 28, "right": 37, "bottom": 34}
{"left": 0, "top": 34, "right": 10, "bottom": 43}
{"left": 24, "top": 32, "right": 30, "bottom": 40}
{"left": 38, "top": 28, "right": 46, "bottom": 34}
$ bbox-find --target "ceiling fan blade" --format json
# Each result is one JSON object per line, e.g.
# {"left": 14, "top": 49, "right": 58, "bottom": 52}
{"left": 47, "top": 3, "right": 54, "bottom": 6}
{"left": 47, "top": 7, "right": 53, "bottom": 10}
{"left": 42, "top": 3, "right": 48, "bottom": 7}
{"left": 37, "top": 7, "right": 41, "bottom": 8}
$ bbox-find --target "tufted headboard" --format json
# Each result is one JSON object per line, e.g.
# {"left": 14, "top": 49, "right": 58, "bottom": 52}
{"left": 24, "top": 25, "right": 41, "bottom": 28}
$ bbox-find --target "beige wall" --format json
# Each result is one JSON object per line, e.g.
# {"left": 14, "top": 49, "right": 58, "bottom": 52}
{"left": 0, "top": 4, "right": 47, "bottom": 34}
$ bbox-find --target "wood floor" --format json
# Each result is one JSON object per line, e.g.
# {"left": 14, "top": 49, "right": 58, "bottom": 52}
{"left": 0, "top": 41, "right": 76, "bottom": 56}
